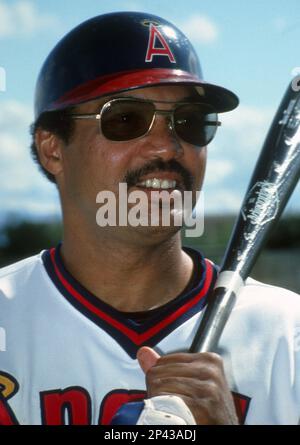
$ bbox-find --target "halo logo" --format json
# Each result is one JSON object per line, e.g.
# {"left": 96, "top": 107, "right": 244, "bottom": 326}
{"left": 0, "top": 67, "right": 6, "bottom": 92}
{"left": 145, "top": 23, "right": 176, "bottom": 63}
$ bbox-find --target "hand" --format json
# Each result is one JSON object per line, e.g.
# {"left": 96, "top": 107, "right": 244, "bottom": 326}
{"left": 136, "top": 346, "right": 239, "bottom": 425}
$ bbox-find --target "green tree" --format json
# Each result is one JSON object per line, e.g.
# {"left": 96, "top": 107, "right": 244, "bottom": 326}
{"left": 0, "top": 220, "right": 62, "bottom": 267}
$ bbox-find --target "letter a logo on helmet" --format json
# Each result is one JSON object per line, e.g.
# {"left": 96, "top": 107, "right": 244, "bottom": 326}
{"left": 145, "top": 23, "right": 176, "bottom": 63}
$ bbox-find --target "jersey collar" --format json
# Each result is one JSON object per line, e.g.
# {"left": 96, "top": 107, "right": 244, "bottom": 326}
{"left": 42, "top": 245, "right": 217, "bottom": 358}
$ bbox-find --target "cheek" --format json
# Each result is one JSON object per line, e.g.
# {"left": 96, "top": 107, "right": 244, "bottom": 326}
{"left": 199, "top": 150, "right": 207, "bottom": 187}
{"left": 62, "top": 133, "right": 132, "bottom": 196}
{"left": 188, "top": 147, "right": 207, "bottom": 189}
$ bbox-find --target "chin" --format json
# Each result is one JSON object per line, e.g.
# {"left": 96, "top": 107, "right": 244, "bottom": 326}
{"left": 129, "top": 223, "right": 182, "bottom": 244}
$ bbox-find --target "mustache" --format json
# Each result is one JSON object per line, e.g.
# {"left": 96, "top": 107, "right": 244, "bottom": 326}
{"left": 123, "top": 159, "right": 194, "bottom": 190}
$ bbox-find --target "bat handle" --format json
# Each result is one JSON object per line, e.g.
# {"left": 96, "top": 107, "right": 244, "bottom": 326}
{"left": 189, "top": 287, "right": 237, "bottom": 353}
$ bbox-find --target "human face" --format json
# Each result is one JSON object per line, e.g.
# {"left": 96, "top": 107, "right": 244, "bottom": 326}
{"left": 56, "top": 85, "right": 208, "bottom": 236}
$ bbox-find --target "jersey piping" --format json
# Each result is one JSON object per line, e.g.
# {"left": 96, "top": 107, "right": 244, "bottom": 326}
{"left": 42, "top": 245, "right": 217, "bottom": 358}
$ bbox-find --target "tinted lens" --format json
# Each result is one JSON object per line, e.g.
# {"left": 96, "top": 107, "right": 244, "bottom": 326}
{"left": 101, "top": 99, "right": 155, "bottom": 141}
{"left": 174, "top": 104, "right": 219, "bottom": 146}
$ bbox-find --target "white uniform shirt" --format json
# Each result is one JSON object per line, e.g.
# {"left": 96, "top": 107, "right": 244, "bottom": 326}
{"left": 0, "top": 246, "right": 300, "bottom": 425}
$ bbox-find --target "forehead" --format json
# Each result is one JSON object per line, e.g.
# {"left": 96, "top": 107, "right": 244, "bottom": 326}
{"left": 74, "top": 85, "right": 199, "bottom": 112}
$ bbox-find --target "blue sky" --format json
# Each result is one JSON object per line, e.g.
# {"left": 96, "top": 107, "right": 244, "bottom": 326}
{"left": 0, "top": 0, "right": 300, "bottom": 221}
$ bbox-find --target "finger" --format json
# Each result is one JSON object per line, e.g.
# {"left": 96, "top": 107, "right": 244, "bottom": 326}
{"left": 137, "top": 346, "right": 160, "bottom": 374}
{"left": 146, "top": 376, "right": 220, "bottom": 400}
{"left": 146, "top": 362, "right": 223, "bottom": 383}
{"left": 155, "top": 352, "right": 222, "bottom": 366}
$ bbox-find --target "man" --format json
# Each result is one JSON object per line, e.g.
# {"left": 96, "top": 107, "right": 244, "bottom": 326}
{"left": 0, "top": 11, "right": 300, "bottom": 425}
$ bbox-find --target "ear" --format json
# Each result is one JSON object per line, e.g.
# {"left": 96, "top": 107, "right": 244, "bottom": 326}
{"left": 35, "top": 129, "right": 64, "bottom": 177}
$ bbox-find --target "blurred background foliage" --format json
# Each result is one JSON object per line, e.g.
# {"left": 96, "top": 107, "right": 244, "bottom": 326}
{"left": 0, "top": 218, "right": 62, "bottom": 267}
{"left": 0, "top": 214, "right": 299, "bottom": 293}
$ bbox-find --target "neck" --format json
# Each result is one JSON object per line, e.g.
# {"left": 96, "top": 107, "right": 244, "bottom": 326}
{"left": 60, "top": 226, "right": 194, "bottom": 312}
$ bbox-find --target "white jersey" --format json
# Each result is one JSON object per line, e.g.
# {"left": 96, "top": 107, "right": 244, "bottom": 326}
{"left": 0, "top": 246, "right": 300, "bottom": 425}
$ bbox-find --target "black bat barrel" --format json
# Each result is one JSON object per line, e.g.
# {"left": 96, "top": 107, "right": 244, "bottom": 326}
{"left": 223, "top": 80, "right": 300, "bottom": 280}
{"left": 190, "top": 79, "right": 300, "bottom": 353}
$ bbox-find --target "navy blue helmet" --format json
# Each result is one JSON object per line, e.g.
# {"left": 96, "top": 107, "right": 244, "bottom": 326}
{"left": 34, "top": 11, "right": 239, "bottom": 119}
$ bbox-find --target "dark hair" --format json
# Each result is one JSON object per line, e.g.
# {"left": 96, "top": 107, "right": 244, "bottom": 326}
{"left": 30, "top": 108, "right": 75, "bottom": 183}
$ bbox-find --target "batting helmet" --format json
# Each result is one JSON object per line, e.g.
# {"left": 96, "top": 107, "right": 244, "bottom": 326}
{"left": 34, "top": 11, "right": 239, "bottom": 119}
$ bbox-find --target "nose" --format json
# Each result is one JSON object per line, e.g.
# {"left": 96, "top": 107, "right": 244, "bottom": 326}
{"left": 138, "top": 113, "right": 184, "bottom": 162}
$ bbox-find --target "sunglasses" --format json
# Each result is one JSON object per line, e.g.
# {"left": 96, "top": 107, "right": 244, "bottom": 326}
{"left": 70, "top": 97, "right": 221, "bottom": 147}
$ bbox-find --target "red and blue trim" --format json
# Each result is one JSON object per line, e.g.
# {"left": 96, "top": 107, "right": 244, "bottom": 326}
{"left": 42, "top": 245, "right": 218, "bottom": 358}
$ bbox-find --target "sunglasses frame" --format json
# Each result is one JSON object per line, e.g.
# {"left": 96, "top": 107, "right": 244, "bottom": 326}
{"left": 70, "top": 97, "right": 221, "bottom": 147}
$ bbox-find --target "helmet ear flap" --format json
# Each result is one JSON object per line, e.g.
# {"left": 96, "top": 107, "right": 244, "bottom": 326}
{"left": 34, "top": 12, "right": 239, "bottom": 120}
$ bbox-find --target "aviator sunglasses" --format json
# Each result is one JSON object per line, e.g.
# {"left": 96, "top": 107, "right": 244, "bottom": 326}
{"left": 70, "top": 97, "right": 221, "bottom": 147}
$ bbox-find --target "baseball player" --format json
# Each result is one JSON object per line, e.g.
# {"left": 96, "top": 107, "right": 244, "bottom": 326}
{"left": 1, "top": 12, "right": 300, "bottom": 425}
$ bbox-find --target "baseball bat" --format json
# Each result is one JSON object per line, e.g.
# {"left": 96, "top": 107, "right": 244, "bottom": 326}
{"left": 190, "top": 77, "right": 300, "bottom": 353}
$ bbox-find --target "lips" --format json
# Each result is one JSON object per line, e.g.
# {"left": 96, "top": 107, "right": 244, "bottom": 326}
{"left": 124, "top": 159, "right": 193, "bottom": 192}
